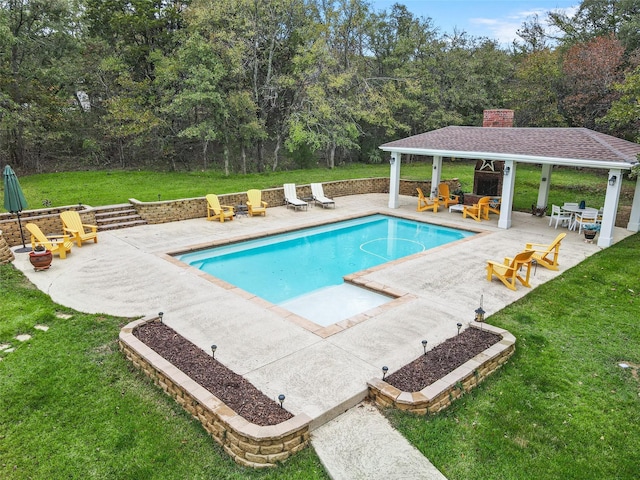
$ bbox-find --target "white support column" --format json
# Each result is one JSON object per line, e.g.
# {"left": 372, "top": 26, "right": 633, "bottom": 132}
{"left": 627, "top": 176, "right": 640, "bottom": 232}
{"left": 536, "top": 164, "right": 552, "bottom": 210}
{"left": 498, "top": 160, "right": 516, "bottom": 229}
{"left": 388, "top": 152, "right": 401, "bottom": 209}
{"left": 431, "top": 156, "right": 442, "bottom": 198}
{"left": 598, "top": 169, "right": 622, "bottom": 247}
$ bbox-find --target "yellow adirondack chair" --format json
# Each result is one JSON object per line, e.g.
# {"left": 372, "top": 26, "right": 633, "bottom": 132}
{"left": 206, "top": 194, "right": 234, "bottom": 222}
{"left": 524, "top": 232, "right": 567, "bottom": 271}
{"left": 438, "top": 183, "right": 460, "bottom": 208}
{"left": 486, "top": 250, "right": 535, "bottom": 291}
{"left": 60, "top": 210, "right": 98, "bottom": 247}
{"left": 416, "top": 188, "right": 438, "bottom": 213}
{"left": 463, "top": 196, "right": 491, "bottom": 221}
{"left": 25, "top": 223, "right": 73, "bottom": 259}
{"left": 246, "top": 189, "right": 267, "bottom": 216}
{"left": 486, "top": 197, "right": 501, "bottom": 216}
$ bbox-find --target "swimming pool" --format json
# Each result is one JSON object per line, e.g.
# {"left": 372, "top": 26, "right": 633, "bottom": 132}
{"left": 177, "top": 214, "right": 474, "bottom": 306}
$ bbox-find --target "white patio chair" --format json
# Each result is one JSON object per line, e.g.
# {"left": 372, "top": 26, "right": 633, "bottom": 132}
{"left": 562, "top": 203, "right": 579, "bottom": 229}
{"left": 548, "top": 204, "right": 572, "bottom": 229}
{"left": 573, "top": 209, "right": 599, "bottom": 234}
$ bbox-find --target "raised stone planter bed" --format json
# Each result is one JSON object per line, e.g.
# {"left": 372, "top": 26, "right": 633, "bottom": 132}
{"left": 119, "top": 315, "right": 311, "bottom": 468}
{"left": 367, "top": 322, "right": 515, "bottom": 415}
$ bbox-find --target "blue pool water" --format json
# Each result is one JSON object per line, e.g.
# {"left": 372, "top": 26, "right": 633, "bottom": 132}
{"left": 178, "top": 215, "right": 474, "bottom": 305}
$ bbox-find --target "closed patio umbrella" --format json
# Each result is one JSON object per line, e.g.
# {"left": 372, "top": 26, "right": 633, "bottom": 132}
{"left": 3, "top": 165, "right": 31, "bottom": 252}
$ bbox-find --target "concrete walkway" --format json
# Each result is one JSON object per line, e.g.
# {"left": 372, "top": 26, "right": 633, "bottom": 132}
{"left": 10, "top": 194, "right": 633, "bottom": 479}
{"left": 312, "top": 401, "right": 447, "bottom": 480}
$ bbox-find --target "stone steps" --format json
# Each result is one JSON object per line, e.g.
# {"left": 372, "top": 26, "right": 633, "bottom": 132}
{"left": 94, "top": 204, "right": 147, "bottom": 231}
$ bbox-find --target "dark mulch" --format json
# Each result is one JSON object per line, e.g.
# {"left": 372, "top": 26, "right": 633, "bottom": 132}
{"left": 385, "top": 327, "right": 501, "bottom": 392}
{"left": 134, "top": 321, "right": 293, "bottom": 426}
{"left": 134, "top": 322, "right": 500, "bottom": 426}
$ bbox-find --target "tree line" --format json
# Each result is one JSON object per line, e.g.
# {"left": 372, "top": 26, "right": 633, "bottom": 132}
{"left": 1, "top": 0, "right": 639, "bottom": 175}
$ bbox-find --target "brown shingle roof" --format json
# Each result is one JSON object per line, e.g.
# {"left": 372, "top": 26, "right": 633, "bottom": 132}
{"left": 381, "top": 127, "right": 640, "bottom": 164}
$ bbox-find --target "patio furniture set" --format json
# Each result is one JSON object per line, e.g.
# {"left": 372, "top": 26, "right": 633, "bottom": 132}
{"left": 206, "top": 183, "right": 336, "bottom": 223}
{"left": 548, "top": 202, "right": 601, "bottom": 235}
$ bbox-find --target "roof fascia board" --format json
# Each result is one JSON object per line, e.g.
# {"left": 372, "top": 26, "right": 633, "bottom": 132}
{"left": 378, "top": 147, "right": 633, "bottom": 170}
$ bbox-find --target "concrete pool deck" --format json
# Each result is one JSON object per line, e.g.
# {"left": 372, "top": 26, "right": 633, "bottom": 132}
{"left": 11, "top": 193, "right": 634, "bottom": 479}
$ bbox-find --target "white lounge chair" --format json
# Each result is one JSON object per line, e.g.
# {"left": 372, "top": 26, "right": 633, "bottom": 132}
{"left": 283, "top": 183, "right": 308, "bottom": 211}
{"left": 311, "top": 183, "right": 335, "bottom": 208}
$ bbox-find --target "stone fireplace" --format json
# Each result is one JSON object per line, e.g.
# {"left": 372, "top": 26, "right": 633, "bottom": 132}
{"left": 473, "top": 159, "right": 505, "bottom": 196}
{"left": 462, "top": 109, "right": 513, "bottom": 204}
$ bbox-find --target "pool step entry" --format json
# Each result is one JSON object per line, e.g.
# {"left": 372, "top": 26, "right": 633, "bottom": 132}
{"left": 279, "top": 283, "right": 392, "bottom": 327}
{"left": 94, "top": 203, "right": 148, "bottom": 231}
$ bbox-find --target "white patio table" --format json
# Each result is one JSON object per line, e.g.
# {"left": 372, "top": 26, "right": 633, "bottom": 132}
{"left": 561, "top": 205, "right": 599, "bottom": 231}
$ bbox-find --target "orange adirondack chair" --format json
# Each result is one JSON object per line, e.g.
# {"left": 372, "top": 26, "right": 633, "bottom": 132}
{"left": 463, "top": 196, "right": 491, "bottom": 221}
{"left": 486, "top": 250, "right": 535, "bottom": 291}
{"left": 524, "top": 233, "right": 567, "bottom": 271}
{"left": 437, "top": 183, "right": 460, "bottom": 208}
{"left": 246, "top": 189, "right": 268, "bottom": 216}
{"left": 60, "top": 211, "right": 98, "bottom": 247}
{"left": 416, "top": 188, "right": 438, "bottom": 213}
{"left": 25, "top": 223, "right": 73, "bottom": 259}
{"left": 206, "top": 194, "right": 234, "bottom": 222}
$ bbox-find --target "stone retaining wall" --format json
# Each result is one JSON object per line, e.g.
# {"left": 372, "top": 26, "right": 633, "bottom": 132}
{"left": 129, "top": 178, "right": 394, "bottom": 225}
{"left": 0, "top": 178, "right": 457, "bottom": 245}
{"left": 0, "top": 230, "right": 15, "bottom": 264}
{"left": 0, "top": 205, "right": 94, "bottom": 247}
{"left": 368, "top": 322, "right": 515, "bottom": 415}
{"left": 119, "top": 316, "right": 312, "bottom": 469}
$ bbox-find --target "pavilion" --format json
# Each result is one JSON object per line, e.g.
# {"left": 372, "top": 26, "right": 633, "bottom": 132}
{"left": 380, "top": 125, "right": 640, "bottom": 247}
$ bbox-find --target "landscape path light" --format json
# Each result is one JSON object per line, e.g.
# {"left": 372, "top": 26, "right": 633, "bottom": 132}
{"left": 382, "top": 366, "right": 388, "bottom": 380}
{"left": 475, "top": 294, "right": 485, "bottom": 329}
{"left": 422, "top": 339, "right": 428, "bottom": 355}
{"left": 158, "top": 311, "right": 164, "bottom": 323}
{"left": 278, "top": 394, "right": 285, "bottom": 408}
{"left": 211, "top": 344, "right": 217, "bottom": 358}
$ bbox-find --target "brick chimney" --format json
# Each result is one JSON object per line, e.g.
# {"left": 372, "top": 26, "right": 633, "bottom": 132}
{"left": 483, "top": 109, "right": 514, "bottom": 127}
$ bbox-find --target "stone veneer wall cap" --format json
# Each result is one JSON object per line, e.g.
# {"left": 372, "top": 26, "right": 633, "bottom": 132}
{"left": 420, "top": 379, "right": 451, "bottom": 400}
{"left": 232, "top": 414, "right": 312, "bottom": 442}
{"left": 411, "top": 391, "right": 428, "bottom": 403}
{"left": 439, "top": 365, "right": 474, "bottom": 386}
{"left": 395, "top": 391, "right": 415, "bottom": 405}
{"left": 212, "top": 404, "right": 240, "bottom": 424}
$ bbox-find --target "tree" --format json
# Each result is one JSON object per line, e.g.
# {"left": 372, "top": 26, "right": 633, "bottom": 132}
{"left": 83, "top": 0, "right": 189, "bottom": 168}
{"left": 560, "top": 35, "right": 625, "bottom": 130}
{"left": 506, "top": 49, "right": 566, "bottom": 127}
{"left": 184, "top": 0, "right": 314, "bottom": 172}
{"left": 364, "top": 5, "right": 441, "bottom": 139}
{"left": 160, "top": 34, "right": 226, "bottom": 171}
{"left": 513, "top": 14, "right": 549, "bottom": 54}
{"left": 0, "top": 0, "right": 84, "bottom": 170}
{"left": 286, "top": 54, "right": 362, "bottom": 169}
{"left": 428, "top": 33, "right": 513, "bottom": 129}
{"left": 601, "top": 64, "right": 640, "bottom": 140}
{"left": 84, "top": 0, "right": 186, "bottom": 82}
{"left": 549, "top": 0, "right": 640, "bottom": 52}
{"left": 285, "top": 0, "right": 374, "bottom": 168}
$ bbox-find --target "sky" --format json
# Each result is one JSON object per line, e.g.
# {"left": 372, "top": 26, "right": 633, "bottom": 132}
{"left": 369, "top": 0, "right": 579, "bottom": 46}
